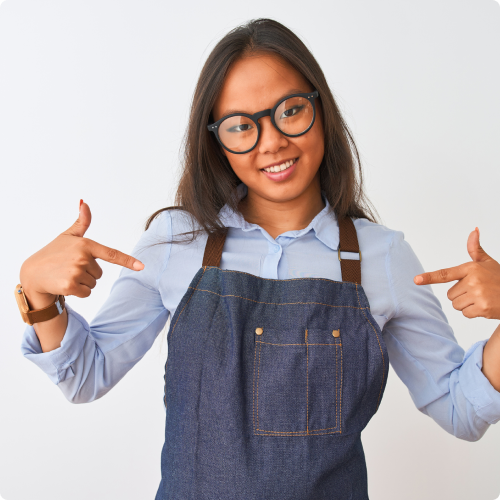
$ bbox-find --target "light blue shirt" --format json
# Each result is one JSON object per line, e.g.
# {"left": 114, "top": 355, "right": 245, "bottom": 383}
{"left": 21, "top": 182, "right": 500, "bottom": 441}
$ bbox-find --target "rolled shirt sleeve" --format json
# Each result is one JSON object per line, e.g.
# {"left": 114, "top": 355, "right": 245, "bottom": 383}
{"left": 20, "top": 211, "right": 172, "bottom": 404}
{"left": 383, "top": 230, "right": 500, "bottom": 441}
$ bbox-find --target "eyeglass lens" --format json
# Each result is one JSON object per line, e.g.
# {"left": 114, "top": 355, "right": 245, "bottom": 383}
{"left": 218, "top": 96, "right": 314, "bottom": 153}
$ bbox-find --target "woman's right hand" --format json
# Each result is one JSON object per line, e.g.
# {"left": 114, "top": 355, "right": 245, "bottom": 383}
{"left": 20, "top": 200, "right": 144, "bottom": 310}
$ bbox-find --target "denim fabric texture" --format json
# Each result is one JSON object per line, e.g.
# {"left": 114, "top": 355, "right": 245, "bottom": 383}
{"left": 156, "top": 263, "right": 388, "bottom": 500}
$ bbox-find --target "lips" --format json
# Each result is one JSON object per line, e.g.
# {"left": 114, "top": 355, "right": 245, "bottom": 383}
{"left": 260, "top": 157, "right": 298, "bottom": 181}
{"left": 260, "top": 157, "right": 298, "bottom": 172}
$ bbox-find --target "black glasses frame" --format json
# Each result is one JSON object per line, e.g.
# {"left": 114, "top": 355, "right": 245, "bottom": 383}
{"left": 207, "top": 90, "right": 320, "bottom": 154}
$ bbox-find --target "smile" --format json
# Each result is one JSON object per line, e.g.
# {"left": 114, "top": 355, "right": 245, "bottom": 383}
{"left": 261, "top": 158, "right": 298, "bottom": 173}
{"left": 260, "top": 158, "right": 298, "bottom": 182}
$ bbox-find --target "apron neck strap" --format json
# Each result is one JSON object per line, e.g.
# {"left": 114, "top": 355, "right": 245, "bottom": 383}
{"left": 202, "top": 228, "right": 228, "bottom": 267}
{"left": 337, "top": 216, "right": 361, "bottom": 285}
{"left": 202, "top": 216, "right": 361, "bottom": 285}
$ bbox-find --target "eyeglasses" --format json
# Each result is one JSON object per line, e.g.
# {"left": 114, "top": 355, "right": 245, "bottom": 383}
{"left": 207, "top": 90, "right": 320, "bottom": 154}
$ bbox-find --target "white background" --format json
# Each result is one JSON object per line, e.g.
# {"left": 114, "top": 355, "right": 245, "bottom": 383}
{"left": 1, "top": 0, "right": 500, "bottom": 499}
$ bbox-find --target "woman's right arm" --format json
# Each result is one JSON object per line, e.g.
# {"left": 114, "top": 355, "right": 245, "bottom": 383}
{"left": 20, "top": 200, "right": 146, "bottom": 352}
{"left": 20, "top": 201, "right": 172, "bottom": 403}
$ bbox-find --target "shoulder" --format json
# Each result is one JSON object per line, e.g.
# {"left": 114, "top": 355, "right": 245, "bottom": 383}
{"left": 168, "top": 208, "right": 203, "bottom": 236}
{"left": 350, "top": 218, "right": 425, "bottom": 321}
{"left": 145, "top": 207, "right": 203, "bottom": 238}
{"left": 352, "top": 217, "right": 422, "bottom": 276}
{"left": 353, "top": 216, "right": 424, "bottom": 283}
{"left": 352, "top": 217, "right": 406, "bottom": 255}
{"left": 144, "top": 209, "right": 172, "bottom": 237}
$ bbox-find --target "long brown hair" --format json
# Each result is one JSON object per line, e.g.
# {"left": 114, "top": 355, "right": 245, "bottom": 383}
{"left": 145, "top": 18, "right": 380, "bottom": 242}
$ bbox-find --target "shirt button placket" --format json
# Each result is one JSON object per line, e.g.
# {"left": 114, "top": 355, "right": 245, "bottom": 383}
{"left": 261, "top": 241, "right": 282, "bottom": 279}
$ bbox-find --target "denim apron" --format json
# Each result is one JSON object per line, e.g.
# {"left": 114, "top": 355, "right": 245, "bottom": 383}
{"left": 155, "top": 216, "right": 389, "bottom": 500}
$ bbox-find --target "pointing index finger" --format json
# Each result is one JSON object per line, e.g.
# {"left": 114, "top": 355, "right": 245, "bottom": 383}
{"left": 414, "top": 264, "right": 468, "bottom": 285}
{"left": 87, "top": 240, "right": 144, "bottom": 271}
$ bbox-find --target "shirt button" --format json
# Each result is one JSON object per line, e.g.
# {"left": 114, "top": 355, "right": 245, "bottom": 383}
{"left": 273, "top": 245, "right": 280, "bottom": 253}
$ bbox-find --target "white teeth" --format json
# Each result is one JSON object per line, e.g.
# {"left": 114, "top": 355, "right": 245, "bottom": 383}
{"left": 263, "top": 158, "right": 296, "bottom": 173}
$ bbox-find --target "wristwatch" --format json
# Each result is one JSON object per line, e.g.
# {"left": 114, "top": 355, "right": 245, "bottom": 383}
{"left": 15, "top": 284, "right": 66, "bottom": 326}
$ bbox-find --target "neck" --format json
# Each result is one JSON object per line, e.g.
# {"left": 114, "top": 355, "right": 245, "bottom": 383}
{"left": 238, "top": 180, "right": 326, "bottom": 240}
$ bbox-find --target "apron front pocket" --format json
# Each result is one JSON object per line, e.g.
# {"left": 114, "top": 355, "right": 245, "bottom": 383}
{"left": 252, "top": 327, "right": 343, "bottom": 436}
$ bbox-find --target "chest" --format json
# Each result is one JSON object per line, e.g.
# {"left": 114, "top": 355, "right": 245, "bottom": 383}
{"left": 159, "top": 227, "right": 391, "bottom": 332}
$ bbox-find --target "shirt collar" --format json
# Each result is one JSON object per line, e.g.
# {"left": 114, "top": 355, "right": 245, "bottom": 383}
{"left": 218, "top": 182, "right": 339, "bottom": 251}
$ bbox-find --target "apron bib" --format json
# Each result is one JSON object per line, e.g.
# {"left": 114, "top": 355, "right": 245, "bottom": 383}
{"left": 155, "top": 216, "right": 389, "bottom": 500}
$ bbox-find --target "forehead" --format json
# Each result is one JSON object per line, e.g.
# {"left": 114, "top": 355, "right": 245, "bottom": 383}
{"left": 213, "top": 53, "right": 311, "bottom": 119}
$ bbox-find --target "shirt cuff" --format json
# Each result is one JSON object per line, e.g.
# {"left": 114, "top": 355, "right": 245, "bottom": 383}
{"left": 20, "top": 303, "right": 89, "bottom": 385}
{"left": 459, "top": 339, "right": 500, "bottom": 425}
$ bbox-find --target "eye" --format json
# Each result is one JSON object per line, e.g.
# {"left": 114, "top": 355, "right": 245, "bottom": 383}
{"left": 280, "top": 105, "right": 304, "bottom": 119}
{"left": 226, "top": 123, "right": 254, "bottom": 133}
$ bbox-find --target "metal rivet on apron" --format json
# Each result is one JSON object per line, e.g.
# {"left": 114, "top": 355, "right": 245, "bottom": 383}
{"left": 332, "top": 329, "right": 340, "bottom": 338}
{"left": 255, "top": 327, "right": 263, "bottom": 336}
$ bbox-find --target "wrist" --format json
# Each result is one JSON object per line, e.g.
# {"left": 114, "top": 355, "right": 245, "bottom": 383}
{"left": 21, "top": 287, "right": 57, "bottom": 310}
{"left": 19, "top": 261, "right": 54, "bottom": 309}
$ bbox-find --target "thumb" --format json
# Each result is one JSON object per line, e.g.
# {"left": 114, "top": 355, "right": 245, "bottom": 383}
{"left": 467, "top": 227, "right": 491, "bottom": 262}
{"left": 64, "top": 199, "right": 92, "bottom": 237}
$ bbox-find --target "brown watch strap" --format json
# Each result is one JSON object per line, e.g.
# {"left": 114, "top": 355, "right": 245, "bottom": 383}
{"left": 15, "top": 284, "right": 66, "bottom": 326}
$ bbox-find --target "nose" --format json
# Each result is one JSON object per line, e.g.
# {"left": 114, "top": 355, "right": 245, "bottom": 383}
{"left": 257, "top": 116, "right": 288, "bottom": 154}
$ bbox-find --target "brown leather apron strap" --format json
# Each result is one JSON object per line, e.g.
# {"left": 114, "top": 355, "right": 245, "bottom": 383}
{"left": 338, "top": 216, "right": 361, "bottom": 285}
{"left": 202, "top": 217, "right": 361, "bottom": 284}
{"left": 202, "top": 228, "right": 228, "bottom": 267}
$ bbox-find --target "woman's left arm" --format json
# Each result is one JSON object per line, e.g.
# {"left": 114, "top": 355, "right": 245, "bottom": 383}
{"left": 415, "top": 228, "right": 500, "bottom": 392}
{"left": 381, "top": 227, "right": 500, "bottom": 442}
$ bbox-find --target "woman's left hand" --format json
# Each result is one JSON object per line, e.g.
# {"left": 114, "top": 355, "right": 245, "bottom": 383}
{"left": 414, "top": 228, "right": 500, "bottom": 320}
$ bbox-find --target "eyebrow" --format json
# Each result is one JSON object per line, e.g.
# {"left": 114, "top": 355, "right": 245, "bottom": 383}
{"left": 220, "top": 88, "right": 308, "bottom": 116}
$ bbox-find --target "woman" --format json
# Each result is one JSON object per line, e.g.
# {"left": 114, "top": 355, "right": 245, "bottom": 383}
{"left": 18, "top": 18, "right": 500, "bottom": 500}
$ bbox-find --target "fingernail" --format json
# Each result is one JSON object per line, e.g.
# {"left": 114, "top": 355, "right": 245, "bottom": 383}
{"left": 476, "top": 227, "right": 480, "bottom": 240}
{"left": 415, "top": 276, "right": 423, "bottom": 284}
{"left": 79, "top": 199, "right": 83, "bottom": 213}
{"left": 133, "top": 261, "right": 144, "bottom": 271}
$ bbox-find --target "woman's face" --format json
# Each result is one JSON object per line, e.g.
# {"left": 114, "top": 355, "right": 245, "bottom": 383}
{"left": 212, "top": 53, "right": 325, "bottom": 207}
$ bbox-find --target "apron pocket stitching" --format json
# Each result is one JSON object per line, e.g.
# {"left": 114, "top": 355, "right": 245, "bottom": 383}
{"left": 253, "top": 333, "right": 342, "bottom": 436}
